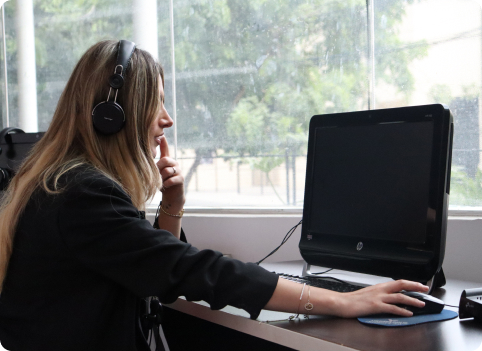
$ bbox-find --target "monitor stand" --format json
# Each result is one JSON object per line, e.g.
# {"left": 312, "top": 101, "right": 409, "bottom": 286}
{"left": 301, "top": 261, "right": 446, "bottom": 295}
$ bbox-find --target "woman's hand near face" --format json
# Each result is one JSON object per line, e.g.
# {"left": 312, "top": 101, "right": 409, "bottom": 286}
{"left": 156, "top": 135, "right": 185, "bottom": 239}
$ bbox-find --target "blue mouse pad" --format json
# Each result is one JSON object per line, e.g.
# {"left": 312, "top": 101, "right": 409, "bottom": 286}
{"left": 358, "top": 309, "right": 458, "bottom": 327}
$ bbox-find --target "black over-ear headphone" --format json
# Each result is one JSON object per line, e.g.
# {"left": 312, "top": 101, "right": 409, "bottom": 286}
{"left": 92, "top": 40, "right": 136, "bottom": 135}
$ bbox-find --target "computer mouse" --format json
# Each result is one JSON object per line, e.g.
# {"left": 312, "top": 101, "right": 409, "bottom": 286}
{"left": 399, "top": 291, "right": 445, "bottom": 315}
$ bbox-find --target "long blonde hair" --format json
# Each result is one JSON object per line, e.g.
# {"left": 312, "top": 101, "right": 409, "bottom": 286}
{"left": 0, "top": 40, "right": 163, "bottom": 291}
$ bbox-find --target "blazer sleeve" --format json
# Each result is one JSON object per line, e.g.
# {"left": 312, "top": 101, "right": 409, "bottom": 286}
{"left": 57, "top": 173, "right": 278, "bottom": 319}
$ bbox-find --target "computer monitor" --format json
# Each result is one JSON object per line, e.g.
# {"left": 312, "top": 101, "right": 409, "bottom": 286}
{"left": 299, "top": 104, "right": 453, "bottom": 284}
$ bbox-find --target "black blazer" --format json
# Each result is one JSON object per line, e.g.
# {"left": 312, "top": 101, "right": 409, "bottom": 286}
{"left": 0, "top": 166, "right": 278, "bottom": 351}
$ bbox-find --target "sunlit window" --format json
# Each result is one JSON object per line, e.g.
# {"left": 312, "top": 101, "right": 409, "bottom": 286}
{"left": 1, "top": 0, "right": 481, "bottom": 210}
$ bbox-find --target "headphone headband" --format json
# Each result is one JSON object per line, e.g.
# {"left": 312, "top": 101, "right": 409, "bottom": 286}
{"left": 92, "top": 40, "right": 136, "bottom": 135}
{"left": 109, "top": 40, "right": 136, "bottom": 90}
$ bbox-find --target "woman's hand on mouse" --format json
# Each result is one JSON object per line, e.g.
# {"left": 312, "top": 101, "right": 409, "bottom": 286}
{"left": 264, "top": 277, "right": 429, "bottom": 318}
{"left": 334, "top": 280, "right": 429, "bottom": 318}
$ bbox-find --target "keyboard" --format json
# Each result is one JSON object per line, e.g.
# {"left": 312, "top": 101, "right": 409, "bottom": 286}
{"left": 276, "top": 273, "right": 366, "bottom": 293}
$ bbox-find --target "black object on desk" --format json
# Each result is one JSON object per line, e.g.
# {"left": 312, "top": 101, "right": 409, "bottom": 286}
{"left": 300, "top": 104, "right": 453, "bottom": 288}
{"left": 276, "top": 272, "right": 365, "bottom": 292}
{"left": 165, "top": 261, "right": 482, "bottom": 351}
{"left": 0, "top": 127, "right": 44, "bottom": 190}
{"left": 459, "top": 288, "right": 482, "bottom": 322}
{"left": 399, "top": 291, "right": 445, "bottom": 315}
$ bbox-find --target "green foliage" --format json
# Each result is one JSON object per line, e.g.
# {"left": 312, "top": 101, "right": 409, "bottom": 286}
{"left": 168, "top": 0, "right": 428, "bottom": 156}
{"left": 450, "top": 167, "right": 482, "bottom": 207}
{"left": 227, "top": 96, "right": 270, "bottom": 155}
{"left": 37, "top": 0, "right": 99, "bottom": 14}
{"left": 249, "top": 151, "right": 286, "bottom": 204}
{"left": 5, "top": 0, "right": 430, "bottom": 192}
{"left": 4, "top": 0, "right": 134, "bottom": 130}
{"left": 172, "top": 0, "right": 428, "bottom": 180}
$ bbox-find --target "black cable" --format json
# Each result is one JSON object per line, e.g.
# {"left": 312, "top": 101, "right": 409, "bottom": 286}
{"left": 256, "top": 219, "right": 302, "bottom": 265}
{"left": 276, "top": 272, "right": 363, "bottom": 290}
{"left": 318, "top": 275, "right": 355, "bottom": 285}
{"left": 311, "top": 268, "right": 333, "bottom": 275}
{"left": 302, "top": 274, "right": 355, "bottom": 286}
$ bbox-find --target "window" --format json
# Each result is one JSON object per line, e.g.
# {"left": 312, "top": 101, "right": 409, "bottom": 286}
{"left": 1, "top": 0, "right": 481, "bottom": 210}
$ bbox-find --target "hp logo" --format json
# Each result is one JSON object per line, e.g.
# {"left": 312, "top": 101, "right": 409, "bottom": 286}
{"left": 356, "top": 242, "right": 363, "bottom": 251}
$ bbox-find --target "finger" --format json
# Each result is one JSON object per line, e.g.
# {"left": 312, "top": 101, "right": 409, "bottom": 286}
{"left": 156, "top": 156, "right": 177, "bottom": 169}
{"left": 161, "top": 174, "right": 184, "bottom": 189}
{"left": 380, "top": 280, "right": 429, "bottom": 294}
{"left": 382, "top": 304, "right": 414, "bottom": 317}
{"left": 384, "top": 293, "right": 425, "bottom": 308}
{"left": 160, "top": 166, "right": 181, "bottom": 180}
{"left": 156, "top": 158, "right": 181, "bottom": 182}
{"left": 159, "top": 135, "right": 170, "bottom": 158}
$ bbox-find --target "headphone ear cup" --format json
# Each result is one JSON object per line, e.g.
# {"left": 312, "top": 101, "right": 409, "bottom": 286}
{"left": 92, "top": 101, "right": 126, "bottom": 135}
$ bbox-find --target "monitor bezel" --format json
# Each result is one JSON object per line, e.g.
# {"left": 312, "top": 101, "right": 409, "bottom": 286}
{"left": 299, "top": 104, "right": 453, "bottom": 282}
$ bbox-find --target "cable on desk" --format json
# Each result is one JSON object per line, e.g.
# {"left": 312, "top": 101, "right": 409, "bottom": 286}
{"left": 256, "top": 219, "right": 302, "bottom": 265}
{"left": 311, "top": 268, "right": 333, "bottom": 275}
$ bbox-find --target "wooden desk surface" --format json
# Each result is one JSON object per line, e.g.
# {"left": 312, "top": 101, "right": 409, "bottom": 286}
{"left": 166, "top": 261, "right": 482, "bottom": 351}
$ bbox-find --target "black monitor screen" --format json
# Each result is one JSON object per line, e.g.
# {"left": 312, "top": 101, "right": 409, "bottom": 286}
{"left": 300, "top": 104, "right": 452, "bottom": 282}
{"left": 308, "top": 121, "right": 433, "bottom": 245}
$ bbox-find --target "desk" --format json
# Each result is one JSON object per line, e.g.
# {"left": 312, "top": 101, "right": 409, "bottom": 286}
{"left": 163, "top": 260, "right": 482, "bottom": 351}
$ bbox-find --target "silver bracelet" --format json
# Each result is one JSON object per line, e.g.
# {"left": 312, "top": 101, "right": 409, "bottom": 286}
{"left": 297, "top": 283, "right": 306, "bottom": 314}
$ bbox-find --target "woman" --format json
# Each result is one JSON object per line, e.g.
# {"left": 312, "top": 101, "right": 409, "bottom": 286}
{"left": 0, "top": 40, "right": 428, "bottom": 351}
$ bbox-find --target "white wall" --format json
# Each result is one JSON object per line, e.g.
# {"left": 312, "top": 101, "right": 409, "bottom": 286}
{"left": 147, "top": 214, "right": 482, "bottom": 283}
{"left": 444, "top": 218, "right": 482, "bottom": 282}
